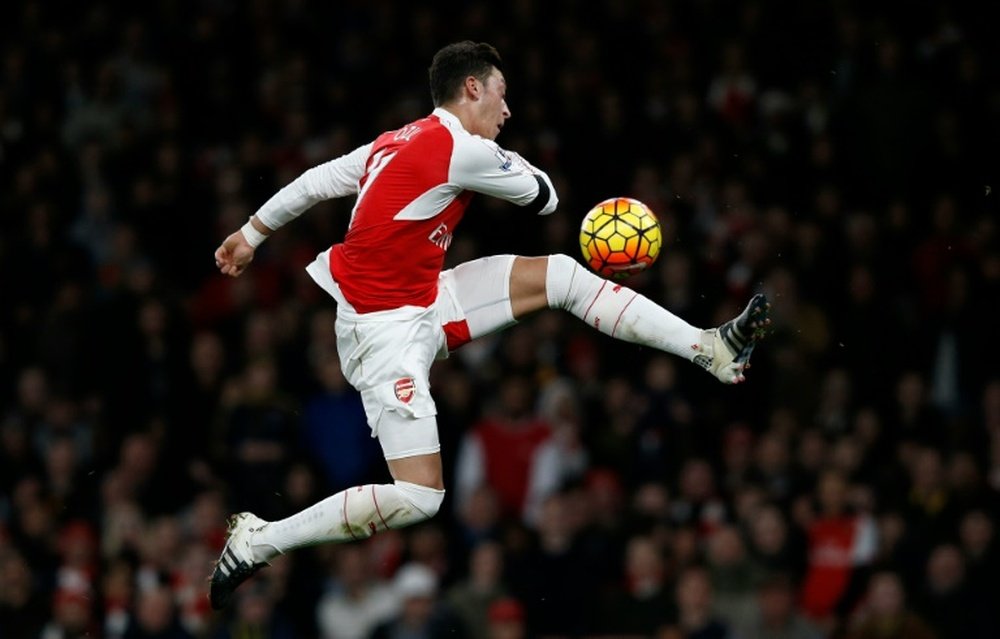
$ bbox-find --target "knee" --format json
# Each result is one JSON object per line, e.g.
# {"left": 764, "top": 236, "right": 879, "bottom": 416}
{"left": 545, "top": 253, "right": 578, "bottom": 271}
{"left": 395, "top": 480, "right": 445, "bottom": 519}
{"left": 548, "top": 253, "right": 576, "bottom": 268}
{"left": 544, "top": 253, "right": 581, "bottom": 307}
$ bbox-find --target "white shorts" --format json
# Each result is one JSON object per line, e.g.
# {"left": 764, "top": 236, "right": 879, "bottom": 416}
{"left": 306, "top": 251, "right": 518, "bottom": 459}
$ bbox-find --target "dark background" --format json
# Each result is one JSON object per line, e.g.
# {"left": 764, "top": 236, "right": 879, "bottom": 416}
{"left": 2, "top": 1, "right": 999, "bottom": 638}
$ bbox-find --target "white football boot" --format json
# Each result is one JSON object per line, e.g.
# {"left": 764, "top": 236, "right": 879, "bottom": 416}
{"left": 694, "top": 293, "right": 771, "bottom": 384}
{"left": 209, "top": 512, "right": 270, "bottom": 610}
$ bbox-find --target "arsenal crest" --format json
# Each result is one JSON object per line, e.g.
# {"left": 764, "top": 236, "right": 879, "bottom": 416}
{"left": 394, "top": 378, "right": 416, "bottom": 403}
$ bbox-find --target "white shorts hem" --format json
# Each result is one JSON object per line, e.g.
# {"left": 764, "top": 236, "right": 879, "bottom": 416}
{"left": 383, "top": 445, "right": 442, "bottom": 461}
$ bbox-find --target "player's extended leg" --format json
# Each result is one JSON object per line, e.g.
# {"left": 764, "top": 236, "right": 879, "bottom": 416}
{"left": 438, "top": 254, "right": 769, "bottom": 383}
{"left": 209, "top": 473, "right": 443, "bottom": 605}
{"left": 512, "top": 254, "right": 770, "bottom": 384}
{"left": 210, "top": 470, "right": 443, "bottom": 609}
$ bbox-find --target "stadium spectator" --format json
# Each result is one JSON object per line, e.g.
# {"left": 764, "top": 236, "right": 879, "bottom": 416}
{"left": 40, "top": 585, "right": 97, "bottom": 639}
{"left": 747, "top": 504, "right": 807, "bottom": 583}
{"left": 597, "top": 533, "right": 675, "bottom": 636}
{"left": 670, "top": 458, "right": 729, "bottom": 538}
{"left": 705, "top": 525, "right": 757, "bottom": 631}
{"left": 913, "top": 544, "right": 981, "bottom": 639}
{"left": 739, "top": 572, "right": 823, "bottom": 639}
{"left": 895, "top": 446, "right": 958, "bottom": 584}
{"left": 958, "top": 509, "right": 999, "bottom": 605}
{"left": 407, "top": 523, "right": 452, "bottom": 582}
{"left": 749, "top": 431, "right": 795, "bottom": 505}
{"left": 369, "top": 562, "right": 467, "bottom": 639}
{"left": 446, "top": 541, "right": 509, "bottom": 639}
{"left": 213, "top": 582, "right": 294, "bottom": 639}
{"left": 0, "top": 548, "right": 50, "bottom": 639}
{"left": 674, "top": 565, "right": 735, "bottom": 639}
{"left": 484, "top": 598, "right": 526, "bottom": 639}
{"left": 455, "top": 375, "right": 561, "bottom": 525}
{"left": 316, "top": 545, "right": 398, "bottom": 639}
{"left": 54, "top": 521, "right": 99, "bottom": 608}
{"left": 212, "top": 357, "right": 300, "bottom": 519}
{"left": 122, "top": 585, "right": 194, "bottom": 639}
{"left": 798, "top": 470, "right": 876, "bottom": 626}
{"left": 509, "top": 492, "right": 599, "bottom": 636}
{"left": 454, "top": 484, "right": 503, "bottom": 552}
{"left": 101, "top": 559, "right": 134, "bottom": 639}
{"left": 844, "top": 571, "right": 935, "bottom": 639}
{"left": 300, "top": 348, "right": 382, "bottom": 492}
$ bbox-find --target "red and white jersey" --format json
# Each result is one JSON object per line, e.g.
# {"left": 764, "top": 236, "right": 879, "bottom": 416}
{"left": 799, "top": 513, "right": 877, "bottom": 618}
{"left": 253, "top": 108, "right": 557, "bottom": 313}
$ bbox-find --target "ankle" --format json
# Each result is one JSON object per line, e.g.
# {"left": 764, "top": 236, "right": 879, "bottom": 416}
{"left": 250, "top": 540, "right": 282, "bottom": 563}
{"left": 691, "top": 329, "right": 715, "bottom": 362}
{"left": 248, "top": 522, "right": 282, "bottom": 563}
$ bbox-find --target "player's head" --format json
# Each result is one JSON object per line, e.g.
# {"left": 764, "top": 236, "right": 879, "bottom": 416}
{"left": 429, "top": 41, "right": 510, "bottom": 140}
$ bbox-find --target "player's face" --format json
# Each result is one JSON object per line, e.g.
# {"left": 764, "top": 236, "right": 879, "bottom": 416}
{"left": 472, "top": 68, "right": 510, "bottom": 140}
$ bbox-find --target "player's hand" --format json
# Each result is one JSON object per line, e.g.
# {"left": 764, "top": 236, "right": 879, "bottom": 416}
{"left": 214, "top": 230, "right": 255, "bottom": 277}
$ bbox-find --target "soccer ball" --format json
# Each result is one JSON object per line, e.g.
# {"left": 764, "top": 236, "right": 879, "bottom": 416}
{"left": 579, "top": 197, "right": 662, "bottom": 280}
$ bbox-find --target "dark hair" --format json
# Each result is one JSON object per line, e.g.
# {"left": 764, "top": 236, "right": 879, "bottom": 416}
{"left": 428, "top": 41, "right": 503, "bottom": 107}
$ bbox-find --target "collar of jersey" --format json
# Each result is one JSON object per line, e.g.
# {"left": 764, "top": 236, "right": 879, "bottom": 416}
{"left": 432, "top": 107, "right": 467, "bottom": 135}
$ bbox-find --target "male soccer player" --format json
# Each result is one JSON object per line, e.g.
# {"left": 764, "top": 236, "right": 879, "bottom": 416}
{"left": 209, "top": 41, "right": 769, "bottom": 609}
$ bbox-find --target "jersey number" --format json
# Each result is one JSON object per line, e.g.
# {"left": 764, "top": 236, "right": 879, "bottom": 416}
{"left": 349, "top": 148, "right": 398, "bottom": 227}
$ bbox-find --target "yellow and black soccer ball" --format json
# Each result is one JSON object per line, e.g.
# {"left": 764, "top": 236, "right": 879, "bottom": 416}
{"left": 579, "top": 197, "right": 662, "bottom": 280}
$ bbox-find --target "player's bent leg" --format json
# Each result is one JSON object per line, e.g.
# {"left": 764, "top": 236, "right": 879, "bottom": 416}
{"left": 209, "top": 470, "right": 445, "bottom": 610}
{"left": 210, "top": 417, "right": 446, "bottom": 611}
{"left": 444, "top": 254, "right": 770, "bottom": 384}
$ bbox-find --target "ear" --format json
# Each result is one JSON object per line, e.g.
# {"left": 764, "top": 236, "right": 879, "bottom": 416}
{"left": 463, "top": 76, "right": 481, "bottom": 101}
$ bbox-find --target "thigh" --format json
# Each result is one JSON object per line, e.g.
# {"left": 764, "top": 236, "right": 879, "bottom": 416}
{"left": 387, "top": 452, "right": 443, "bottom": 489}
{"left": 436, "top": 254, "right": 518, "bottom": 350}
{"left": 334, "top": 306, "right": 442, "bottom": 460}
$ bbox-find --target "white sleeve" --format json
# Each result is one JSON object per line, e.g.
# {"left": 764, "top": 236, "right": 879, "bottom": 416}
{"left": 522, "top": 440, "right": 563, "bottom": 527}
{"left": 254, "top": 142, "right": 373, "bottom": 230}
{"left": 449, "top": 136, "right": 558, "bottom": 215}
{"left": 851, "top": 514, "right": 878, "bottom": 564}
{"left": 453, "top": 433, "right": 486, "bottom": 516}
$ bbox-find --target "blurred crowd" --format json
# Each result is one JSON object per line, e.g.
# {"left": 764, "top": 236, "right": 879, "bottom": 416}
{"left": 2, "top": 1, "right": 1000, "bottom": 638}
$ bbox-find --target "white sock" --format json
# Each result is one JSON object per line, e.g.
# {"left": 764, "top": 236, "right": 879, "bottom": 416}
{"left": 545, "top": 253, "right": 702, "bottom": 361}
{"left": 250, "top": 481, "right": 444, "bottom": 562}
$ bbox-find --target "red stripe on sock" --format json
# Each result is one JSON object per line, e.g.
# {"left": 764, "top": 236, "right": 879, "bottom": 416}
{"left": 372, "top": 485, "right": 389, "bottom": 532}
{"left": 583, "top": 281, "right": 608, "bottom": 323}
{"left": 611, "top": 293, "right": 639, "bottom": 338}
{"left": 343, "top": 491, "right": 359, "bottom": 541}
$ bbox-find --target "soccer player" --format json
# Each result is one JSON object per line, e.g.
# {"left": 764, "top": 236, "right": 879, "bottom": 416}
{"left": 209, "top": 40, "right": 770, "bottom": 609}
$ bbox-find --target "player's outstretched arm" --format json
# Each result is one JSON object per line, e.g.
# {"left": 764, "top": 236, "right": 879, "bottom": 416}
{"left": 212, "top": 141, "right": 373, "bottom": 277}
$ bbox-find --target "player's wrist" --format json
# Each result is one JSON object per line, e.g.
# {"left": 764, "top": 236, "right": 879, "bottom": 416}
{"left": 240, "top": 217, "right": 269, "bottom": 248}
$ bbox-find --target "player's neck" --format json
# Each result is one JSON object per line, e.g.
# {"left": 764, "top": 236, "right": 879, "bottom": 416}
{"left": 439, "top": 103, "right": 475, "bottom": 135}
